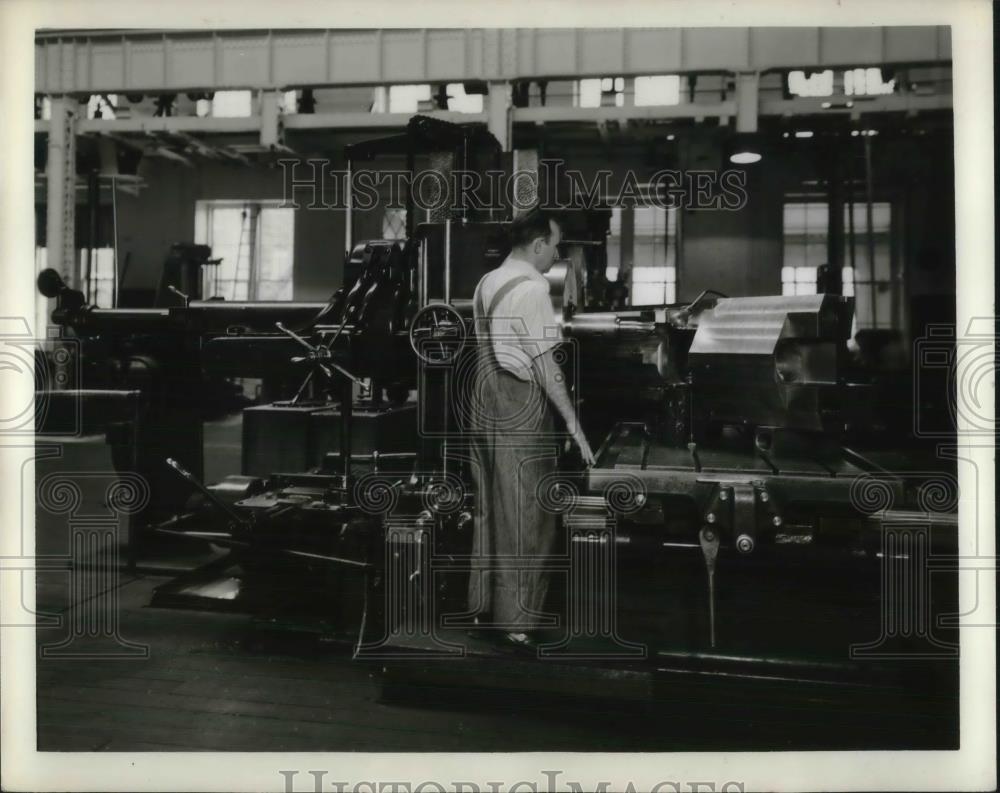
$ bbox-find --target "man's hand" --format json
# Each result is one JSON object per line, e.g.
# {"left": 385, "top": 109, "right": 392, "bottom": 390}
{"left": 571, "top": 425, "right": 596, "bottom": 466}
{"left": 533, "top": 345, "right": 595, "bottom": 466}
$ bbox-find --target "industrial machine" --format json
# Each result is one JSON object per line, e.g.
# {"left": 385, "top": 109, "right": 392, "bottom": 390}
{"left": 36, "top": 116, "right": 958, "bottom": 747}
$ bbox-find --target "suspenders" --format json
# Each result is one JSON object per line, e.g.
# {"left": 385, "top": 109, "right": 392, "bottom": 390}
{"left": 477, "top": 274, "right": 534, "bottom": 327}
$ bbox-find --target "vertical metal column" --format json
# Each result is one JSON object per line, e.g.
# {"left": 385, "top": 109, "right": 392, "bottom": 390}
{"left": 863, "top": 134, "right": 878, "bottom": 329}
{"left": 46, "top": 97, "right": 78, "bottom": 289}
{"left": 487, "top": 81, "right": 511, "bottom": 152}
{"left": 735, "top": 72, "right": 760, "bottom": 134}
{"left": 620, "top": 206, "right": 635, "bottom": 300}
{"left": 827, "top": 152, "right": 844, "bottom": 279}
{"left": 246, "top": 204, "right": 260, "bottom": 299}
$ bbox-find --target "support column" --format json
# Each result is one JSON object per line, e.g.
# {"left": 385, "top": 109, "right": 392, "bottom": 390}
{"left": 46, "top": 97, "right": 79, "bottom": 288}
{"left": 259, "top": 89, "right": 282, "bottom": 150}
{"left": 735, "top": 72, "right": 760, "bottom": 134}
{"left": 487, "top": 81, "right": 511, "bottom": 152}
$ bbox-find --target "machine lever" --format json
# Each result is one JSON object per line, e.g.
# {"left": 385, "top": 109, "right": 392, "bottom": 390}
{"left": 165, "top": 457, "right": 248, "bottom": 527}
{"left": 167, "top": 285, "right": 190, "bottom": 307}
{"left": 275, "top": 322, "right": 364, "bottom": 386}
{"left": 699, "top": 526, "right": 720, "bottom": 648}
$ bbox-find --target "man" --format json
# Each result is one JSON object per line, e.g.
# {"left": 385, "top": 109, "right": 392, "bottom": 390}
{"left": 466, "top": 207, "right": 595, "bottom": 649}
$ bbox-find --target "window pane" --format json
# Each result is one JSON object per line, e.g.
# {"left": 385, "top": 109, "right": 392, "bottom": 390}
{"left": 446, "top": 83, "right": 483, "bottom": 113}
{"left": 256, "top": 280, "right": 292, "bottom": 300}
{"left": 382, "top": 208, "right": 407, "bottom": 240}
{"left": 203, "top": 207, "right": 252, "bottom": 300}
{"left": 632, "top": 267, "right": 667, "bottom": 283}
{"left": 634, "top": 75, "right": 680, "bottom": 107}
{"left": 632, "top": 282, "right": 668, "bottom": 305}
{"left": 212, "top": 91, "right": 252, "bottom": 118}
{"left": 388, "top": 85, "right": 431, "bottom": 113}
{"left": 794, "top": 266, "right": 816, "bottom": 284}
{"left": 787, "top": 69, "right": 834, "bottom": 97}
{"left": 197, "top": 202, "right": 295, "bottom": 301}
{"left": 257, "top": 208, "right": 295, "bottom": 285}
{"left": 578, "top": 79, "right": 602, "bottom": 108}
{"left": 784, "top": 201, "right": 828, "bottom": 270}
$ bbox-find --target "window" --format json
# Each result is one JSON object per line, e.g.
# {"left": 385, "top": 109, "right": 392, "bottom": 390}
{"left": 606, "top": 206, "right": 678, "bottom": 305}
{"left": 445, "top": 84, "right": 483, "bottom": 113}
{"left": 86, "top": 94, "right": 118, "bottom": 120}
{"left": 80, "top": 248, "right": 117, "bottom": 307}
{"left": 195, "top": 202, "right": 294, "bottom": 300}
{"left": 631, "top": 206, "right": 677, "bottom": 304}
{"left": 211, "top": 91, "right": 253, "bottom": 118}
{"left": 782, "top": 202, "right": 828, "bottom": 295}
{"left": 384, "top": 85, "right": 432, "bottom": 114}
{"left": 844, "top": 202, "right": 895, "bottom": 330}
{"left": 787, "top": 70, "right": 834, "bottom": 98}
{"left": 634, "top": 75, "right": 681, "bottom": 107}
{"left": 577, "top": 77, "right": 625, "bottom": 108}
{"left": 844, "top": 67, "right": 895, "bottom": 97}
{"left": 782, "top": 199, "right": 899, "bottom": 330}
{"left": 382, "top": 208, "right": 407, "bottom": 240}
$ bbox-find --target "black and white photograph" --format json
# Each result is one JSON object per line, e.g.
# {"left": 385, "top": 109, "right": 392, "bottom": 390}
{"left": 0, "top": 2, "right": 994, "bottom": 791}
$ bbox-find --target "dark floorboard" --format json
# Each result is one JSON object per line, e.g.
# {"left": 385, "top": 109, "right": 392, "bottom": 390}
{"left": 34, "top": 415, "right": 960, "bottom": 752}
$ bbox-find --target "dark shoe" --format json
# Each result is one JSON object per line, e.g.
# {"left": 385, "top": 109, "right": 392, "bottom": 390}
{"left": 499, "top": 631, "right": 539, "bottom": 655}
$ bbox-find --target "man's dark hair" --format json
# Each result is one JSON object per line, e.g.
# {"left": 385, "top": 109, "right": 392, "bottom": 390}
{"left": 508, "top": 207, "right": 562, "bottom": 249}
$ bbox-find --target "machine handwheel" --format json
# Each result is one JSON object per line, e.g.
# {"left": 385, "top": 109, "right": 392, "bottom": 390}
{"left": 408, "top": 303, "right": 467, "bottom": 365}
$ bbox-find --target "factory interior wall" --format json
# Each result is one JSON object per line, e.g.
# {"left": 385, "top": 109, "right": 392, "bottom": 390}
{"left": 42, "top": 131, "right": 955, "bottom": 311}
{"left": 113, "top": 156, "right": 346, "bottom": 301}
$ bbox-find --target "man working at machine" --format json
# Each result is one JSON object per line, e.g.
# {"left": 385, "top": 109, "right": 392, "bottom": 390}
{"left": 467, "top": 207, "right": 595, "bottom": 650}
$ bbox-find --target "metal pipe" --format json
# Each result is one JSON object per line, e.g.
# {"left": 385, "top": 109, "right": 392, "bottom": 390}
{"left": 562, "top": 312, "right": 657, "bottom": 336}
{"left": 341, "top": 377, "right": 353, "bottom": 487}
{"left": 87, "top": 169, "right": 99, "bottom": 304}
{"left": 444, "top": 218, "right": 451, "bottom": 303}
{"left": 863, "top": 133, "right": 877, "bottom": 328}
{"left": 111, "top": 176, "right": 120, "bottom": 307}
{"left": 344, "top": 158, "right": 353, "bottom": 254}
{"left": 847, "top": 151, "right": 856, "bottom": 271}
{"left": 405, "top": 143, "right": 415, "bottom": 238}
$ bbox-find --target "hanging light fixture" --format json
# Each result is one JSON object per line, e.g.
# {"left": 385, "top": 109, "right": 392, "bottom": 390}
{"left": 727, "top": 133, "right": 763, "bottom": 164}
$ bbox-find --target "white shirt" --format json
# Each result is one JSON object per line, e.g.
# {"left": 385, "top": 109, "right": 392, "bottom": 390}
{"left": 473, "top": 256, "right": 561, "bottom": 381}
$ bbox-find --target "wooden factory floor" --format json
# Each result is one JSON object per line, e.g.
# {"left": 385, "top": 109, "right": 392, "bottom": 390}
{"left": 34, "top": 415, "right": 662, "bottom": 752}
{"left": 33, "top": 414, "right": 959, "bottom": 752}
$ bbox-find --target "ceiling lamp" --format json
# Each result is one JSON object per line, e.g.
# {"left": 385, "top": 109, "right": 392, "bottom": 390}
{"left": 728, "top": 133, "right": 763, "bottom": 164}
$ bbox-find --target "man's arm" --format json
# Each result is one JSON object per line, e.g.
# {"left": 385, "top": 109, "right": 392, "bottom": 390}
{"left": 531, "top": 346, "right": 595, "bottom": 466}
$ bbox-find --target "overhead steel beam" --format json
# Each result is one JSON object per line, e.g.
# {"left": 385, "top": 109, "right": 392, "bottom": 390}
{"left": 34, "top": 93, "right": 951, "bottom": 138}
{"left": 35, "top": 27, "right": 951, "bottom": 95}
{"left": 512, "top": 102, "right": 737, "bottom": 124}
{"left": 283, "top": 110, "right": 487, "bottom": 130}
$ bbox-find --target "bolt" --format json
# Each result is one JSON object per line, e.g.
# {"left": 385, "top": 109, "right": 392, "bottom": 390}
{"left": 760, "top": 491, "right": 769, "bottom": 503}
{"left": 719, "top": 490, "right": 728, "bottom": 502}
{"left": 706, "top": 513, "right": 716, "bottom": 524}
{"left": 736, "top": 534, "right": 755, "bottom": 554}
{"left": 635, "top": 493, "right": 646, "bottom": 506}
{"left": 702, "top": 529, "right": 716, "bottom": 543}
{"left": 772, "top": 515, "right": 783, "bottom": 527}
